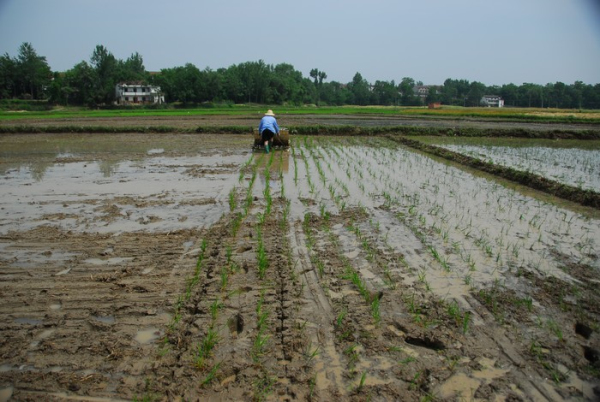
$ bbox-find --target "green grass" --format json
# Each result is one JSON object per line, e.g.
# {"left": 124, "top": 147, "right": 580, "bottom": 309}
{"left": 3, "top": 104, "right": 600, "bottom": 124}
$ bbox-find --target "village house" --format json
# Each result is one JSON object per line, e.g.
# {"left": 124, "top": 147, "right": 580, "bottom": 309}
{"left": 481, "top": 95, "right": 504, "bottom": 107}
{"left": 114, "top": 82, "right": 164, "bottom": 105}
{"left": 413, "top": 85, "right": 442, "bottom": 101}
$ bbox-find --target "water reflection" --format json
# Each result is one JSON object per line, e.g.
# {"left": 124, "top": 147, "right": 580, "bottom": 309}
{"left": 98, "top": 159, "right": 121, "bottom": 178}
{"left": 257, "top": 150, "right": 290, "bottom": 189}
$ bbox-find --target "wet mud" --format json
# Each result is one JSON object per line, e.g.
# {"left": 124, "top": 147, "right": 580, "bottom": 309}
{"left": 0, "top": 128, "right": 599, "bottom": 401}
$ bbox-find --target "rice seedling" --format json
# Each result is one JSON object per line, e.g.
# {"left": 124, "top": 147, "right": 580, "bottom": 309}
{"left": 305, "top": 342, "right": 320, "bottom": 362}
{"left": 344, "top": 344, "right": 360, "bottom": 371}
{"left": 356, "top": 371, "right": 367, "bottom": 393}
{"left": 200, "top": 361, "right": 221, "bottom": 388}
{"left": 220, "top": 266, "right": 228, "bottom": 291}
{"left": 228, "top": 187, "right": 237, "bottom": 212}
{"left": 195, "top": 327, "right": 219, "bottom": 369}
{"left": 210, "top": 299, "right": 221, "bottom": 322}
{"left": 371, "top": 296, "right": 381, "bottom": 324}
{"left": 336, "top": 308, "right": 347, "bottom": 329}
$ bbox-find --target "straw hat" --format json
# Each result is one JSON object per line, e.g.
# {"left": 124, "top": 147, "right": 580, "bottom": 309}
{"left": 264, "top": 110, "right": 275, "bottom": 116}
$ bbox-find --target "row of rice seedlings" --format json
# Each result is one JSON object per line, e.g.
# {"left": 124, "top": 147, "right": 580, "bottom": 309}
{"left": 252, "top": 290, "right": 271, "bottom": 363}
{"left": 299, "top": 139, "right": 315, "bottom": 197}
{"left": 230, "top": 153, "right": 260, "bottom": 237}
{"left": 440, "top": 142, "right": 600, "bottom": 191}
{"left": 296, "top": 141, "right": 373, "bottom": 394}
{"left": 195, "top": 297, "right": 221, "bottom": 370}
{"left": 166, "top": 238, "right": 209, "bottom": 337}
{"left": 199, "top": 153, "right": 269, "bottom": 389}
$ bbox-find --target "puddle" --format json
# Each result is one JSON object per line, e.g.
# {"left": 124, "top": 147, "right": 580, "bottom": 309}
{"left": 182, "top": 240, "right": 195, "bottom": 252}
{"left": 84, "top": 257, "right": 134, "bottom": 265}
{"left": 0, "top": 146, "right": 247, "bottom": 235}
{"left": 49, "top": 303, "right": 62, "bottom": 310}
{"left": 135, "top": 328, "right": 161, "bottom": 344}
{"left": 472, "top": 357, "right": 509, "bottom": 381}
{"left": 0, "top": 386, "right": 13, "bottom": 402}
{"left": 559, "top": 364, "right": 599, "bottom": 401}
{"left": 92, "top": 315, "right": 115, "bottom": 324}
{"left": 14, "top": 317, "right": 43, "bottom": 325}
{"left": 31, "top": 329, "right": 55, "bottom": 347}
{"left": 0, "top": 365, "right": 13, "bottom": 372}
{"left": 37, "top": 329, "right": 55, "bottom": 339}
{"left": 55, "top": 267, "right": 71, "bottom": 276}
{"left": 437, "top": 372, "right": 480, "bottom": 400}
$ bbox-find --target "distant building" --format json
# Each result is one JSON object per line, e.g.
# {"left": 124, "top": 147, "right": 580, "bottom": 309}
{"left": 413, "top": 85, "right": 442, "bottom": 101}
{"left": 115, "top": 82, "right": 164, "bottom": 105}
{"left": 428, "top": 102, "right": 442, "bottom": 109}
{"left": 481, "top": 95, "right": 504, "bottom": 108}
{"left": 414, "top": 85, "right": 429, "bottom": 100}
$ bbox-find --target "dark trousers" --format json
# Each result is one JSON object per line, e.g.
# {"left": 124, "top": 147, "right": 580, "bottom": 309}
{"left": 261, "top": 129, "right": 275, "bottom": 143}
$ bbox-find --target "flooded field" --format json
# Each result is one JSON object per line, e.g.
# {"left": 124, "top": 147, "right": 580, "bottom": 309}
{"left": 0, "top": 132, "right": 599, "bottom": 401}
{"left": 418, "top": 137, "right": 600, "bottom": 192}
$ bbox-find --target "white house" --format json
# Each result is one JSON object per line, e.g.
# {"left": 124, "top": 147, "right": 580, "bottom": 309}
{"left": 115, "top": 83, "right": 164, "bottom": 105}
{"left": 481, "top": 95, "right": 504, "bottom": 108}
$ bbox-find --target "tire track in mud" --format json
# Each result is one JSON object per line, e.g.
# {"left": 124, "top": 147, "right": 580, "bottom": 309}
{"left": 0, "top": 226, "right": 201, "bottom": 400}
{"left": 288, "top": 218, "right": 348, "bottom": 398}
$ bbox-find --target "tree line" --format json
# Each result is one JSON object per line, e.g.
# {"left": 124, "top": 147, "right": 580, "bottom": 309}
{"left": 2, "top": 42, "right": 600, "bottom": 109}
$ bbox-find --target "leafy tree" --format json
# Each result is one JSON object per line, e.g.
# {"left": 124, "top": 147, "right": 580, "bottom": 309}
{"left": 270, "top": 63, "right": 305, "bottom": 105}
{"left": 0, "top": 53, "right": 17, "bottom": 99}
{"left": 372, "top": 80, "right": 398, "bottom": 105}
{"left": 15, "top": 42, "right": 51, "bottom": 99}
{"left": 399, "top": 77, "right": 421, "bottom": 106}
{"left": 520, "top": 83, "right": 544, "bottom": 108}
{"left": 120, "top": 52, "right": 146, "bottom": 82}
{"left": 500, "top": 83, "right": 519, "bottom": 106}
{"left": 309, "top": 68, "right": 327, "bottom": 105}
{"left": 425, "top": 86, "right": 440, "bottom": 104}
{"left": 467, "top": 81, "right": 486, "bottom": 106}
{"left": 90, "top": 45, "right": 118, "bottom": 105}
{"left": 348, "top": 72, "right": 371, "bottom": 105}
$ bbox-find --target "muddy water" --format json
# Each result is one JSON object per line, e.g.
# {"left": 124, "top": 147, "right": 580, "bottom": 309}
{"left": 0, "top": 135, "right": 250, "bottom": 236}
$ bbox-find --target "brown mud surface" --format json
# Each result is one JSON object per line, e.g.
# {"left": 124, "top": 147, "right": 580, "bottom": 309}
{"left": 2, "top": 113, "right": 599, "bottom": 132}
{"left": 0, "top": 119, "right": 599, "bottom": 401}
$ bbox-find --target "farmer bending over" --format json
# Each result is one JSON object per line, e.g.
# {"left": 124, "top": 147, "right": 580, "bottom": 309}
{"left": 258, "top": 109, "right": 279, "bottom": 153}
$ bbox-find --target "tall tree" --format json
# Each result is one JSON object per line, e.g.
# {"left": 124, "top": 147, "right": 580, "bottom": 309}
{"left": 15, "top": 42, "right": 51, "bottom": 99}
{"left": 372, "top": 80, "right": 398, "bottom": 105}
{"left": 90, "top": 45, "right": 118, "bottom": 105}
{"left": 120, "top": 52, "right": 146, "bottom": 82}
{"left": 310, "top": 68, "right": 327, "bottom": 105}
{"left": 399, "top": 77, "right": 420, "bottom": 106}
{"left": 467, "top": 81, "right": 486, "bottom": 106}
{"left": 348, "top": 72, "right": 371, "bottom": 105}
{"left": 0, "top": 53, "right": 17, "bottom": 99}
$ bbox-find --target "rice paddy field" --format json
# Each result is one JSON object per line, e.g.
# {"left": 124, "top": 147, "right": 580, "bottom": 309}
{"left": 0, "top": 111, "right": 599, "bottom": 401}
{"left": 418, "top": 137, "right": 600, "bottom": 192}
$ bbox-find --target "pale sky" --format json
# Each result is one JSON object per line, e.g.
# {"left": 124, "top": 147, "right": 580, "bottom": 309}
{"left": 1, "top": 0, "right": 599, "bottom": 86}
